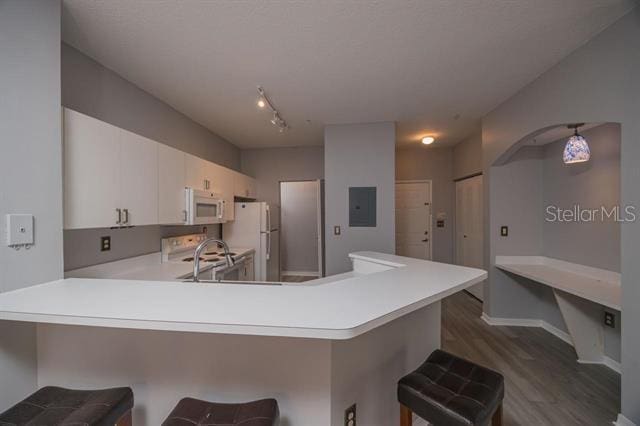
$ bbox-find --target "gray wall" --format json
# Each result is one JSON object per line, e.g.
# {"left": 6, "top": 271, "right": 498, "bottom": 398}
{"left": 0, "top": 0, "right": 62, "bottom": 408}
{"left": 396, "top": 147, "right": 454, "bottom": 264}
{"left": 489, "top": 126, "right": 622, "bottom": 363}
{"left": 240, "top": 146, "right": 324, "bottom": 206}
{"left": 280, "top": 181, "right": 320, "bottom": 273}
{"left": 324, "top": 122, "right": 396, "bottom": 274}
{"left": 453, "top": 130, "right": 482, "bottom": 180}
{"left": 482, "top": 8, "right": 639, "bottom": 421}
{"left": 542, "top": 123, "right": 621, "bottom": 272}
{"left": 61, "top": 42, "right": 239, "bottom": 270}
{"left": 62, "top": 43, "right": 240, "bottom": 170}
{"left": 64, "top": 225, "right": 221, "bottom": 271}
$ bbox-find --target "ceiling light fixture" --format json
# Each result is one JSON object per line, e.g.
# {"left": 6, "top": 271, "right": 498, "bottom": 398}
{"left": 257, "top": 86, "right": 288, "bottom": 132}
{"left": 422, "top": 136, "right": 435, "bottom": 145}
{"left": 563, "top": 123, "right": 590, "bottom": 164}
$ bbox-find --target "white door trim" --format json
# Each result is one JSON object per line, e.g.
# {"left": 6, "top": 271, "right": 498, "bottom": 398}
{"left": 395, "top": 180, "right": 433, "bottom": 260}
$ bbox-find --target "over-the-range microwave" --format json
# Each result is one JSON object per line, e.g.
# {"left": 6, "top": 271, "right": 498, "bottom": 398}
{"left": 185, "top": 188, "right": 225, "bottom": 225}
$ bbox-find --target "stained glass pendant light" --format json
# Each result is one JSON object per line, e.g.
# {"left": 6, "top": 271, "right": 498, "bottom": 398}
{"left": 563, "top": 123, "right": 590, "bottom": 164}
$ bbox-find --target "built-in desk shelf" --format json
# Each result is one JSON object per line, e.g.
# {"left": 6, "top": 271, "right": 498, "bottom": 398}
{"left": 495, "top": 256, "right": 620, "bottom": 311}
{"left": 495, "top": 256, "right": 620, "bottom": 367}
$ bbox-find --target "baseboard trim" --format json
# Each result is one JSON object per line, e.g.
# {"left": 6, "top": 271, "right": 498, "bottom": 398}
{"left": 614, "top": 413, "right": 636, "bottom": 426}
{"left": 480, "top": 313, "right": 572, "bottom": 345}
{"left": 481, "top": 313, "right": 621, "bottom": 373}
{"left": 281, "top": 270, "right": 320, "bottom": 277}
{"left": 603, "top": 356, "right": 622, "bottom": 374}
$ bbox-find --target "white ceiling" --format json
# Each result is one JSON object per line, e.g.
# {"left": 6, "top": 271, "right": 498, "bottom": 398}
{"left": 62, "top": 0, "right": 635, "bottom": 149}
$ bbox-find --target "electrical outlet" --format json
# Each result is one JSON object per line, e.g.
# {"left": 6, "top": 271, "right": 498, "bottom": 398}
{"left": 604, "top": 311, "right": 615, "bottom": 328}
{"left": 334, "top": 225, "right": 341, "bottom": 236}
{"left": 500, "top": 226, "right": 509, "bottom": 237}
{"left": 344, "top": 404, "right": 356, "bottom": 426}
{"left": 101, "top": 236, "right": 111, "bottom": 252}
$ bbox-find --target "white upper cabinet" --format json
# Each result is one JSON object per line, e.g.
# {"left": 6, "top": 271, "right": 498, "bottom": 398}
{"left": 216, "top": 165, "right": 236, "bottom": 221}
{"left": 234, "top": 172, "right": 257, "bottom": 199}
{"left": 64, "top": 109, "right": 121, "bottom": 229}
{"left": 186, "top": 158, "right": 236, "bottom": 220}
{"left": 158, "top": 144, "right": 186, "bottom": 224}
{"left": 65, "top": 109, "right": 159, "bottom": 229}
{"left": 119, "top": 129, "right": 159, "bottom": 226}
{"left": 185, "top": 153, "right": 209, "bottom": 191}
{"left": 64, "top": 108, "right": 255, "bottom": 229}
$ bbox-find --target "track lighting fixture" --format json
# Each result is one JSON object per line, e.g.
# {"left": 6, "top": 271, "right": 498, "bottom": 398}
{"left": 256, "top": 86, "right": 288, "bottom": 132}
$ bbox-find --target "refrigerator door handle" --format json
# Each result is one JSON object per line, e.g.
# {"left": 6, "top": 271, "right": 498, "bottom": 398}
{"left": 266, "top": 231, "right": 271, "bottom": 260}
{"left": 266, "top": 205, "right": 271, "bottom": 232}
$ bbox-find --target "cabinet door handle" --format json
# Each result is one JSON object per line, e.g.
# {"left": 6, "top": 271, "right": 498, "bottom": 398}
{"left": 116, "top": 208, "right": 122, "bottom": 225}
{"left": 422, "top": 238, "right": 429, "bottom": 242}
{"left": 182, "top": 210, "right": 187, "bottom": 222}
{"left": 123, "top": 208, "right": 129, "bottom": 225}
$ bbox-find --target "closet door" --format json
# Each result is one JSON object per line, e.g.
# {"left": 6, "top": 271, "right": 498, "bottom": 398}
{"left": 455, "top": 175, "right": 484, "bottom": 300}
{"left": 119, "top": 129, "right": 159, "bottom": 226}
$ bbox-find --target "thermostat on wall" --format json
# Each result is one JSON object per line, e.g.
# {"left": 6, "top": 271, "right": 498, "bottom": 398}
{"left": 5, "top": 214, "right": 34, "bottom": 249}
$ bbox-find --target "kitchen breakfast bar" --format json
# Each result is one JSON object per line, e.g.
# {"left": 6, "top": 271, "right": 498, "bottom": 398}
{"left": 0, "top": 252, "right": 486, "bottom": 426}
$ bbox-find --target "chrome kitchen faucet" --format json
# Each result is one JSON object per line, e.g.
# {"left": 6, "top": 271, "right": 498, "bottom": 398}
{"left": 192, "top": 238, "right": 235, "bottom": 282}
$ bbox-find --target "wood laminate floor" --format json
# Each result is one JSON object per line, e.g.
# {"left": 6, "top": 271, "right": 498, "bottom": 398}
{"left": 281, "top": 275, "right": 317, "bottom": 283}
{"left": 415, "top": 291, "right": 620, "bottom": 426}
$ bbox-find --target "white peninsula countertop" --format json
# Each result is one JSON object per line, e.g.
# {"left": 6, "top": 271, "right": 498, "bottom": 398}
{"left": 0, "top": 252, "right": 486, "bottom": 339}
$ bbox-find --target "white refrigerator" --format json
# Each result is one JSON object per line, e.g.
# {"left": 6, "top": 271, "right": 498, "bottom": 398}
{"left": 223, "top": 202, "right": 280, "bottom": 281}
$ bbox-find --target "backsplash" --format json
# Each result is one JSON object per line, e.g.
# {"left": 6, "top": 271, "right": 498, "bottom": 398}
{"left": 64, "top": 224, "right": 221, "bottom": 271}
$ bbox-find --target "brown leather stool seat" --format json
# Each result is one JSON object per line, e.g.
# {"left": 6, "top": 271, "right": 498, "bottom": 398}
{"left": 162, "top": 397, "right": 279, "bottom": 426}
{"left": 398, "top": 350, "right": 504, "bottom": 426}
{"left": 0, "top": 386, "right": 134, "bottom": 426}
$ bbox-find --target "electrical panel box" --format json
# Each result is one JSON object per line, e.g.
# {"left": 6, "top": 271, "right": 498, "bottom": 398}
{"left": 349, "top": 187, "right": 376, "bottom": 227}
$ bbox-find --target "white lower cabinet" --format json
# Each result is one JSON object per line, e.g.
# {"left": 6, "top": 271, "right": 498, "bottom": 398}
{"left": 239, "top": 254, "right": 255, "bottom": 281}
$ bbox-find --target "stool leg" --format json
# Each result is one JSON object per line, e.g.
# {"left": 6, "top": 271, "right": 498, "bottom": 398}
{"left": 116, "top": 410, "right": 132, "bottom": 426}
{"left": 400, "top": 404, "right": 412, "bottom": 426}
{"left": 491, "top": 403, "right": 503, "bottom": 426}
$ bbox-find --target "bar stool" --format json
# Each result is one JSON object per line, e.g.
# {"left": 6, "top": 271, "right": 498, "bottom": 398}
{"left": 0, "top": 386, "right": 134, "bottom": 426}
{"left": 162, "top": 397, "right": 279, "bottom": 426}
{"left": 398, "top": 350, "right": 504, "bottom": 426}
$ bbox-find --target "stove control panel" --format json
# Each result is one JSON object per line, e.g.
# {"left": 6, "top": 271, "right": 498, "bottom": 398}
{"left": 161, "top": 233, "right": 207, "bottom": 261}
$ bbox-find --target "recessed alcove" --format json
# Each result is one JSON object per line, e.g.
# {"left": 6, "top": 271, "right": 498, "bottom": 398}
{"left": 488, "top": 122, "right": 622, "bottom": 370}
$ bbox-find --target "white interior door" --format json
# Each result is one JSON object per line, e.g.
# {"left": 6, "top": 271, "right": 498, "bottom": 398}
{"left": 395, "top": 181, "right": 432, "bottom": 260}
{"left": 279, "top": 181, "right": 322, "bottom": 277}
{"left": 455, "top": 175, "right": 484, "bottom": 300}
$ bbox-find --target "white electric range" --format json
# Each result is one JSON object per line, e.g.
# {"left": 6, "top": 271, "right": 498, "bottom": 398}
{"left": 161, "top": 233, "right": 254, "bottom": 281}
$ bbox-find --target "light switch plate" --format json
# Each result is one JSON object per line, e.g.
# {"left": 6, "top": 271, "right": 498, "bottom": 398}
{"left": 6, "top": 214, "right": 34, "bottom": 247}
